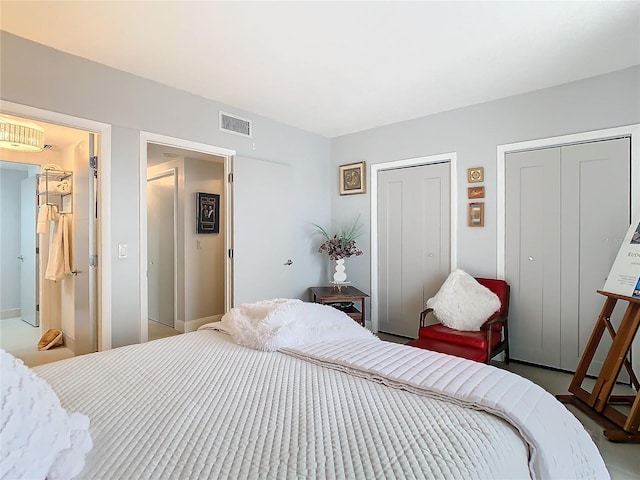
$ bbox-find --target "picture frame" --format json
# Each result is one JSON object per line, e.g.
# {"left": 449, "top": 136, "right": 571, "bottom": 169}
{"left": 468, "top": 202, "right": 485, "bottom": 227}
{"left": 467, "top": 186, "right": 485, "bottom": 199}
{"left": 339, "top": 161, "right": 366, "bottom": 195}
{"left": 467, "top": 167, "right": 484, "bottom": 183}
{"left": 197, "top": 192, "right": 220, "bottom": 234}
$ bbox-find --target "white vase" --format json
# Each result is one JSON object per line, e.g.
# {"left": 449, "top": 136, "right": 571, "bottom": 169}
{"left": 333, "top": 258, "right": 347, "bottom": 283}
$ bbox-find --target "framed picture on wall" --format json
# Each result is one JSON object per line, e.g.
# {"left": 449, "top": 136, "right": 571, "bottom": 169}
{"left": 467, "top": 167, "right": 484, "bottom": 183}
{"left": 197, "top": 192, "right": 220, "bottom": 234}
{"left": 468, "top": 202, "right": 485, "bottom": 227}
{"left": 339, "top": 161, "right": 366, "bottom": 195}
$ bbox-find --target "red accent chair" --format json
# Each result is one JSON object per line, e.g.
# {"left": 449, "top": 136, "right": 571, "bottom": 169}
{"left": 407, "top": 278, "right": 510, "bottom": 364}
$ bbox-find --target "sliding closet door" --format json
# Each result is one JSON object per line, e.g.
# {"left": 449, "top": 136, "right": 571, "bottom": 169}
{"left": 506, "top": 138, "right": 630, "bottom": 372}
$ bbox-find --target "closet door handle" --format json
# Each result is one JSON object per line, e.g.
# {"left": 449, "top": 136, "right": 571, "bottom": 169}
{"left": 70, "top": 270, "right": 79, "bottom": 276}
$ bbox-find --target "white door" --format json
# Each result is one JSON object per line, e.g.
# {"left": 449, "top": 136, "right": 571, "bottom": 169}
{"left": 20, "top": 175, "right": 38, "bottom": 327}
{"left": 377, "top": 162, "right": 451, "bottom": 338}
{"left": 70, "top": 133, "right": 98, "bottom": 355}
{"left": 506, "top": 138, "right": 630, "bottom": 372}
{"left": 147, "top": 171, "right": 176, "bottom": 327}
{"left": 233, "top": 157, "right": 293, "bottom": 305}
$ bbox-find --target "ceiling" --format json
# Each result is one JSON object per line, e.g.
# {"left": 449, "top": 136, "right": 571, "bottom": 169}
{"left": 1, "top": 1, "right": 639, "bottom": 138}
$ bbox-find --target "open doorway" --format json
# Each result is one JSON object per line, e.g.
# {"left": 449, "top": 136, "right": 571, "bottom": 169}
{"left": 0, "top": 114, "right": 98, "bottom": 366}
{"left": 142, "top": 137, "right": 232, "bottom": 342}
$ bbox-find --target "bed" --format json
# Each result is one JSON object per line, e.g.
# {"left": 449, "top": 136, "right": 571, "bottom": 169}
{"left": 1, "top": 300, "right": 609, "bottom": 480}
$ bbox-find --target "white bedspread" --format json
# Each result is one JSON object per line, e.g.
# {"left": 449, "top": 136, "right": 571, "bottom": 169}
{"left": 282, "top": 339, "right": 610, "bottom": 480}
{"left": 34, "top": 330, "right": 533, "bottom": 479}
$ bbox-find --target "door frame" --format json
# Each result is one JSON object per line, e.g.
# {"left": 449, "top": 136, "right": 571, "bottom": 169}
{"left": 0, "top": 100, "right": 112, "bottom": 350}
{"left": 496, "top": 123, "right": 640, "bottom": 374}
{"left": 139, "top": 132, "right": 235, "bottom": 342}
{"left": 370, "top": 152, "right": 458, "bottom": 333}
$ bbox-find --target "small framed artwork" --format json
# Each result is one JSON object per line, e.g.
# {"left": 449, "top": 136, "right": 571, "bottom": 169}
{"left": 197, "top": 192, "right": 220, "bottom": 234}
{"left": 468, "top": 202, "right": 485, "bottom": 227}
{"left": 468, "top": 186, "right": 485, "bottom": 199}
{"left": 467, "top": 167, "right": 484, "bottom": 183}
{"left": 339, "top": 161, "right": 366, "bottom": 195}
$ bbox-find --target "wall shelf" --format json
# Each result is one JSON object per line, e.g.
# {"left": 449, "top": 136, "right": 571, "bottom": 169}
{"left": 37, "top": 169, "right": 73, "bottom": 214}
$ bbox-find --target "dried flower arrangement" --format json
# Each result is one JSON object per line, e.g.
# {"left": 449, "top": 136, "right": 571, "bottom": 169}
{"left": 314, "top": 217, "right": 364, "bottom": 261}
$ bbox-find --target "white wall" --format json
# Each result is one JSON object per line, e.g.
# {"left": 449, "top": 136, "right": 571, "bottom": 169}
{"left": 331, "top": 65, "right": 640, "bottom": 291}
{"left": 1, "top": 31, "right": 332, "bottom": 348}
{"left": 0, "top": 168, "right": 27, "bottom": 314}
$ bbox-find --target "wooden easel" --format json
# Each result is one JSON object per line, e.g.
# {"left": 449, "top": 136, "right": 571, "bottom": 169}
{"left": 557, "top": 290, "right": 640, "bottom": 443}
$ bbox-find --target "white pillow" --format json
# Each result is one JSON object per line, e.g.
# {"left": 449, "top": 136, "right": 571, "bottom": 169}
{"left": 220, "top": 298, "right": 377, "bottom": 351}
{"left": 426, "top": 269, "right": 501, "bottom": 331}
{"left": 0, "top": 349, "right": 93, "bottom": 480}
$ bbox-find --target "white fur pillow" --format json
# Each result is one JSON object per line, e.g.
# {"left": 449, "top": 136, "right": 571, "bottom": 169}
{"left": 0, "top": 349, "right": 93, "bottom": 480}
{"left": 219, "top": 298, "right": 377, "bottom": 350}
{"left": 426, "top": 269, "right": 501, "bottom": 331}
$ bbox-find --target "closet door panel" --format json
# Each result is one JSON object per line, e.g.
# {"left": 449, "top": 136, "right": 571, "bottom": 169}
{"left": 560, "top": 138, "right": 631, "bottom": 374}
{"left": 506, "top": 148, "right": 562, "bottom": 367}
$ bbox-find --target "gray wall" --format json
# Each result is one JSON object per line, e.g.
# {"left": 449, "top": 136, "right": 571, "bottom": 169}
{"left": 331, "top": 65, "right": 640, "bottom": 292}
{"left": 0, "top": 168, "right": 28, "bottom": 313}
{"left": 1, "top": 32, "right": 331, "bottom": 347}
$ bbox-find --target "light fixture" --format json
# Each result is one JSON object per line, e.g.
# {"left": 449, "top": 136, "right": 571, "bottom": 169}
{"left": 0, "top": 116, "right": 45, "bottom": 152}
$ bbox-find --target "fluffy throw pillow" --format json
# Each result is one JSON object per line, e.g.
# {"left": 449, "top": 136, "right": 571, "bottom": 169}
{"left": 0, "top": 349, "right": 93, "bottom": 480}
{"left": 218, "top": 298, "right": 377, "bottom": 351}
{"left": 426, "top": 269, "right": 501, "bottom": 331}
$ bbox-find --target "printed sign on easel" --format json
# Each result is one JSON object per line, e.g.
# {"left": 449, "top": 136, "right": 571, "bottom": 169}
{"left": 602, "top": 219, "right": 640, "bottom": 298}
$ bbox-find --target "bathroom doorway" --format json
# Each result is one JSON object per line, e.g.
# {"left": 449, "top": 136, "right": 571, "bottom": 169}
{"left": 0, "top": 114, "right": 99, "bottom": 366}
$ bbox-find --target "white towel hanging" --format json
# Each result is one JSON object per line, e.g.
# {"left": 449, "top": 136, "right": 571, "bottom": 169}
{"left": 36, "top": 204, "right": 59, "bottom": 235}
{"left": 45, "top": 214, "right": 71, "bottom": 281}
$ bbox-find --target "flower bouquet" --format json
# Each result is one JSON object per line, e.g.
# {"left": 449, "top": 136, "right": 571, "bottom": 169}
{"left": 314, "top": 218, "right": 363, "bottom": 284}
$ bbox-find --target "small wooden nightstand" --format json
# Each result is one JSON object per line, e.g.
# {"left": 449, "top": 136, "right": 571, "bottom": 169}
{"left": 309, "top": 286, "right": 369, "bottom": 327}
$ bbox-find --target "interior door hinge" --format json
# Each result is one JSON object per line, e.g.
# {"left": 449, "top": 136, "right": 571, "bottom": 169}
{"left": 89, "top": 254, "right": 98, "bottom": 267}
{"left": 90, "top": 156, "right": 98, "bottom": 178}
{"left": 228, "top": 173, "right": 233, "bottom": 183}
{"left": 228, "top": 249, "right": 234, "bottom": 259}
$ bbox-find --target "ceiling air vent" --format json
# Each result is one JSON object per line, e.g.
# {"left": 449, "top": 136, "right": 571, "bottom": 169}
{"left": 219, "top": 111, "right": 252, "bottom": 138}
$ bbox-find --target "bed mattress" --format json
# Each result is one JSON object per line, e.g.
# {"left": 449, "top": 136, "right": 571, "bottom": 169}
{"left": 34, "top": 330, "right": 531, "bottom": 479}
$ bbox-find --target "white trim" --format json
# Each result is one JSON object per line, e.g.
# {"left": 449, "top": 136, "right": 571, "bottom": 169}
{"left": 497, "top": 124, "right": 640, "bottom": 279}
{"left": 180, "top": 314, "right": 223, "bottom": 333}
{"left": 370, "top": 152, "right": 457, "bottom": 333}
{"left": 0, "top": 100, "right": 113, "bottom": 351}
{"left": 139, "top": 132, "right": 235, "bottom": 343}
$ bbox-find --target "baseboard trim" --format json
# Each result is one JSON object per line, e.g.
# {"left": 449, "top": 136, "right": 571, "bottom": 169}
{"left": 183, "top": 315, "right": 223, "bottom": 333}
{"left": 62, "top": 332, "right": 75, "bottom": 353}
{"left": 1, "top": 309, "right": 20, "bottom": 320}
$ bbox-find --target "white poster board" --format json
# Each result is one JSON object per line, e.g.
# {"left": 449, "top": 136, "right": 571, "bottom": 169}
{"left": 602, "top": 219, "right": 640, "bottom": 298}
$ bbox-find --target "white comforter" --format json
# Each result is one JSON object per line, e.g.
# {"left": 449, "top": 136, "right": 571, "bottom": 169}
{"left": 283, "top": 340, "right": 609, "bottom": 480}
{"left": 35, "top": 330, "right": 532, "bottom": 479}
{"left": 204, "top": 299, "right": 609, "bottom": 480}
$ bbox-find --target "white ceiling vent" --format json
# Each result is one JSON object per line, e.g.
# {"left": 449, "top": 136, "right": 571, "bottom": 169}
{"left": 219, "top": 111, "right": 252, "bottom": 138}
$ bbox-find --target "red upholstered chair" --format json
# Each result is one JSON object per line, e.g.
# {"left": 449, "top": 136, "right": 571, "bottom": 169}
{"left": 407, "top": 278, "right": 510, "bottom": 364}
